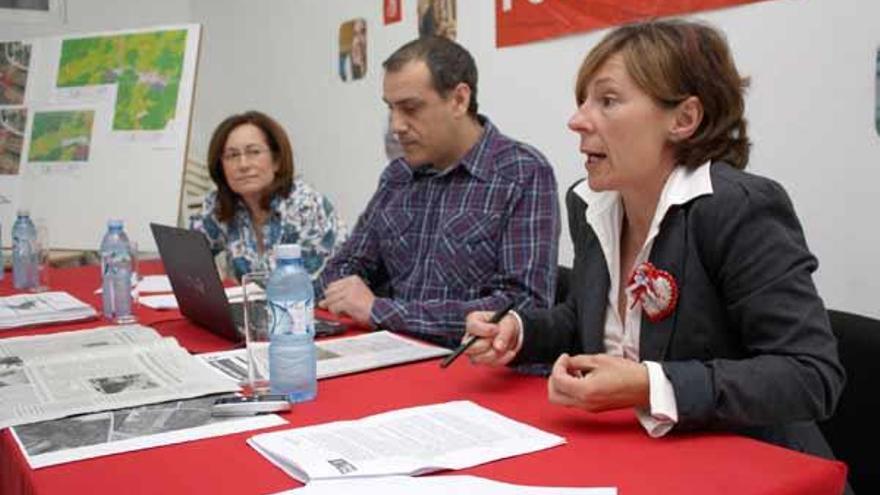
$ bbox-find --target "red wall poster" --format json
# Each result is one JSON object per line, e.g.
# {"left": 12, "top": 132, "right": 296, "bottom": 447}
{"left": 496, "top": 0, "right": 772, "bottom": 47}
{"left": 385, "top": 0, "right": 402, "bottom": 25}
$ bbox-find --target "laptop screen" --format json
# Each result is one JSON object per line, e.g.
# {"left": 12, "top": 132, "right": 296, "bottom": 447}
{"left": 150, "top": 223, "right": 241, "bottom": 341}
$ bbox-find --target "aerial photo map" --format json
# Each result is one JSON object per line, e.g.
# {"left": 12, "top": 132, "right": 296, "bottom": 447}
{"left": 28, "top": 110, "right": 95, "bottom": 162}
{"left": 56, "top": 29, "right": 187, "bottom": 131}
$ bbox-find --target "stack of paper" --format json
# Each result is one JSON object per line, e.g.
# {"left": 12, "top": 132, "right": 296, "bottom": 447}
{"left": 0, "top": 291, "right": 97, "bottom": 330}
{"left": 248, "top": 400, "right": 565, "bottom": 483}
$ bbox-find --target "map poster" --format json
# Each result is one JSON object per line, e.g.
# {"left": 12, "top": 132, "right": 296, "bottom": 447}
{"left": 0, "top": 108, "right": 27, "bottom": 175}
{"left": 55, "top": 29, "right": 187, "bottom": 132}
{"left": 496, "top": 0, "right": 773, "bottom": 47}
{"left": 27, "top": 110, "right": 94, "bottom": 163}
{"left": 0, "top": 41, "right": 31, "bottom": 105}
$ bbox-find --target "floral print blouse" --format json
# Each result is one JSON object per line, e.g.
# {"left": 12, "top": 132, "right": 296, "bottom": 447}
{"left": 190, "top": 178, "right": 346, "bottom": 281}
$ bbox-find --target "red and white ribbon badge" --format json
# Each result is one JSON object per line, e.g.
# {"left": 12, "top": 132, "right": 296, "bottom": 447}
{"left": 626, "top": 262, "right": 679, "bottom": 323}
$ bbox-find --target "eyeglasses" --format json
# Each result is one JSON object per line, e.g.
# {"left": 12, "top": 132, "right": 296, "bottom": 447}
{"left": 221, "top": 146, "right": 271, "bottom": 163}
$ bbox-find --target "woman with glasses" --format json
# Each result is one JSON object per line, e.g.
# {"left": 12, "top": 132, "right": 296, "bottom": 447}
{"left": 190, "top": 111, "right": 346, "bottom": 280}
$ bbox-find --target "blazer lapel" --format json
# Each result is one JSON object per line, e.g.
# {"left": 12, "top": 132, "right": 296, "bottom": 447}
{"left": 640, "top": 207, "right": 687, "bottom": 361}
{"left": 571, "top": 206, "right": 609, "bottom": 356}
{"left": 581, "top": 241, "right": 610, "bottom": 355}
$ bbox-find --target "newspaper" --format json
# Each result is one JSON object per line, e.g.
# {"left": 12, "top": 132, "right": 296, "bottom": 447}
{"left": 0, "top": 291, "right": 97, "bottom": 330}
{"left": 10, "top": 393, "right": 287, "bottom": 468}
{"left": 0, "top": 325, "right": 239, "bottom": 429}
{"left": 199, "top": 331, "right": 452, "bottom": 384}
{"left": 248, "top": 400, "right": 566, "bottom": 483}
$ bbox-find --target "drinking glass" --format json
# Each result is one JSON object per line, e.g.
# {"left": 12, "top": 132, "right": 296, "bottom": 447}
{"left": 128, "top": 240, "right": 139, "bottom": 309}
{"left": 30, "top": 219, "right": 50, "bottom": 293}
{"left": 242, "top": 271, "right": 270, "bottom": 395}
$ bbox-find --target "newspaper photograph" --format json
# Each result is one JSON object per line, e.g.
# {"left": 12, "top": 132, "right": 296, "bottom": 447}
{"left": 11, "top": 393, "right": 287, "bottom": 468}
{"left": 0, "top": 331, "right": 239, "bottom": 429}
{"left": 0, "top": 291, "right": 98, "bottom": 330}
{"left": 199, "top": 331, "right": 451, "bottom": 384}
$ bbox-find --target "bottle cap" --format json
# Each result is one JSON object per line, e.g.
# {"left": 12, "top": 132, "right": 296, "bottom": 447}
{"left": 275, "top": 244, "right": 301, "bottom": 260}
{"left": 16, "top": 209, "right": 29, "bottom": 217}
{"left": 107, "top": 219, "right": 123, "bottom": 230}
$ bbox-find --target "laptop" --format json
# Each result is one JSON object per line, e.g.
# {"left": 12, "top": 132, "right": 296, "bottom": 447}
{"left": 149, "top": 223, "right": 345, "bottom": 342}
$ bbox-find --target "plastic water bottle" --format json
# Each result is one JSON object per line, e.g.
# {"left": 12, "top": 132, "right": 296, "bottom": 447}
{"left": 12, "top": 210, "right": 37, "bottom": 290}
{"left": 267, "top": 244, "right": 317, "bottom": 402}
{"left": 100, "top": 219, "right": 135, "bottom": 324}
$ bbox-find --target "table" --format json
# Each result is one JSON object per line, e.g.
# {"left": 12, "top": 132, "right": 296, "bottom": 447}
{"left": 0, "top": 264, "right": 848, "bottom": 495}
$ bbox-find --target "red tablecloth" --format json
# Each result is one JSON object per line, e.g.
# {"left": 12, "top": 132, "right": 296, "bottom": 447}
{"left": 0, "top": 264, "right": 848, "bottom": 495}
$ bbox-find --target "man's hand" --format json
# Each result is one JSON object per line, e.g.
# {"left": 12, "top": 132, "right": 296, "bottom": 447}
{"left": 462, "top": 311, "right": 520, "bottom": 367}
{"left": 318, "top": 275, "right": 376, "bottom": 325}
{"left": 548, "top": 353, "right": 650, "bottom": 412}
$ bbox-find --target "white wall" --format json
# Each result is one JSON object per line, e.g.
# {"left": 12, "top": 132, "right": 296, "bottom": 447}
{"left": 5, "top": 0, "right": 879, "bottom": 318}
{"left": 0, "top": 0, "right": 189, "bottom": 38}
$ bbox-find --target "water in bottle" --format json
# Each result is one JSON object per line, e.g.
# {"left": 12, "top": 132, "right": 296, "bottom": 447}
{"left": 267, "top": 244, "right": 317, "bottom": 402}
{"left": 100, "top": 219, "right": 136, "bottom": 324}
{"left": 12, "top": 210, "right": 37, "bottom": 290}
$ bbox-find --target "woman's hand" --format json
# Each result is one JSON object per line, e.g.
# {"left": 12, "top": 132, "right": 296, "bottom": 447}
{"left": 462, "top": 311, "right": 520, "bottom": 367}
{"left": 548, "top": 353, "right": 650, "bottom": 412}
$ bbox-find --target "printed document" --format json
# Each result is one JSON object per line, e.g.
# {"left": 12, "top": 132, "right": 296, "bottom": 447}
{"left": 139, "top": 283, "right": 263, "bottom": 309}
{"left": 0, "top": 291, "right": 97, "bottom": 330}
{"left": 248, "top": 400, "right": 565, "bottom": 483}
{"left": 11, "top": 393, "right": 286, "bottom": 468}
{"left": 273, "top": 475, "right": 616, "bottom": 494}
{"left": 0, "top": 325, "right": 238, "bottom": 429}
{"left": 135, "top": 275, "right": 173, "bottom": 294}
{"left": 199, "top": 330, "right": 451, "bottom": 384}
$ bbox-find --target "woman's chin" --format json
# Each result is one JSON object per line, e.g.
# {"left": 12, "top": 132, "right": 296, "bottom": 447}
{"left": 586, "top": 175, "right": 613, "bottom": 193}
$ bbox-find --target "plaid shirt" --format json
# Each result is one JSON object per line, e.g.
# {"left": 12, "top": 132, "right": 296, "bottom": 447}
{"left": 317, "top": 117, "right": 559, "bottom": 347}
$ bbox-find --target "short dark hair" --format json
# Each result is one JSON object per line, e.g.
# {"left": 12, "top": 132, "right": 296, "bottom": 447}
{"left": 383, "top": 36, "right": 478, "bottom": 117}
{"left": 576, "top": 19, "right": 751, "bottom": 170}
{"left": 206, "top": 111, "right": 294, "bottom": 222}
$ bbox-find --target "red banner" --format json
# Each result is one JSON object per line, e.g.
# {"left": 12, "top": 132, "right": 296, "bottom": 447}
{"left": 496, "top": 0, "right": 770, "bottom": 47}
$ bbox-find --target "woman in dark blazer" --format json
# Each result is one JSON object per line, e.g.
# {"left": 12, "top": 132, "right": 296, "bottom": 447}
{"left": 463, "top": 19, "right": 844, "bottom": 460}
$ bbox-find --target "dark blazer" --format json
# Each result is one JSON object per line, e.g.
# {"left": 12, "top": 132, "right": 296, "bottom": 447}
{"left": 516, "top": 162, "right": 845, "bottom": 459}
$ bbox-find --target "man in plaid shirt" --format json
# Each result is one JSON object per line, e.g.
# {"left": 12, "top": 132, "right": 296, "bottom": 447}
{"left": 317, "top": 36, "right": 559, "bottom": 348}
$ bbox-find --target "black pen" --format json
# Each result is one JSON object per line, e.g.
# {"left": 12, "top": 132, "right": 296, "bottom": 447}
{"left": 440, "top": 299, "right": 517, "bottom": 369}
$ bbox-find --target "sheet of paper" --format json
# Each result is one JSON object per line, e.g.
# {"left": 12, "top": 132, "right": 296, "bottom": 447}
{"left": 199, "top": 331, "right": 450, "bottom": 384}
{"left": 135, "top": 275, "right": 173, "bottom": 294}
{"left": 138, "top": 293, "right": 179, "bottom": 310}
{"left": 138, "top": 283, "right": 263, "bottom": 309}
{"left": 225, "top": 282, "right": 264, "bottom": 302}
{"left": 274, "top": 475, "right": 616, "bottom": 495}
{"left": 248, "top": 400, "right": 565, "bottom": 483}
